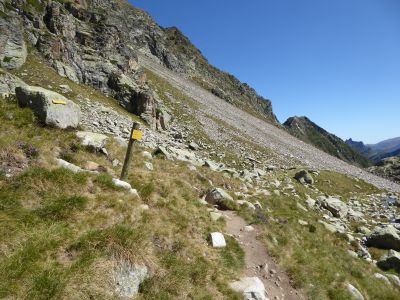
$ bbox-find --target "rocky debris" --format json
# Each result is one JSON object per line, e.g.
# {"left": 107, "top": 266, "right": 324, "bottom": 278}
{"left": 229, "top": 277, "right": 268, "bottom": 300}
{"left": 113, "top": 261, "right": 148, "bottom": 298}
{"left": 140, "top": 55, "right": 400, "bottom": 192}
{"left": 210, "top": 232, "right": 226, "bottom": 248}
{"left": 205, "top": 188, "right": 235, "bottom": 210}
{"left": 368, "top": 156, "right": 400, "bottom": 184}
{"left": 0, "top": 71, "right": 27, "bottom": 96}
{"left": 189, "top": 141, "right": 200, "bottom": 151}
{"left": 318, "top": 196, "right": 348, "bottom": 218}
{"left": 294, "top": 170, "right": 314, "bottom": 185}
{"left": 366, "top": 225, "right": 400, "bottom": 251}
{"left": 54, "top": 61, "right": 79, "bottom": 83}
{"left": 16, "top": 86, "right": 81, "bottom": 129}
{"left": 76, "top": 131, "right": 108, "bottom": 151}
{"left": 0, "top": 17, "right": 27, "bottom": 69}
{"left": 377, "top": 250, "right": 400, "bottom": 273}
{"left": 346, "top": 283, "right": 364, "bottom": 300}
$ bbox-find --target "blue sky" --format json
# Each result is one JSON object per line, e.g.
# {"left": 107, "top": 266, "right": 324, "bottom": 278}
{"left": 130, "top": 0, "right": 400, "bottom": 144}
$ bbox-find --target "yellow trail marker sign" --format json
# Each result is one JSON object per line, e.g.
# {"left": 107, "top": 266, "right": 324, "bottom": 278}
{"left": 52, "top": 99, "right": 66, "bottom": 105}
{"left": 132, "top": 129, "right": 143, "bottom": 141}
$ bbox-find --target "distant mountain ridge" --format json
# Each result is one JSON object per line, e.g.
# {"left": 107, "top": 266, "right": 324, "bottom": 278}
{"left": 346, "top": 137, "right": 400, "bottom": 162}
{"left": 283, "top": 116, "right": 372, "bottom": 167}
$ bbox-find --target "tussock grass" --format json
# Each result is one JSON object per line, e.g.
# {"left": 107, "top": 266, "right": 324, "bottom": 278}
{"left": 0, "top": 96, "right": 245, "bottom": 299}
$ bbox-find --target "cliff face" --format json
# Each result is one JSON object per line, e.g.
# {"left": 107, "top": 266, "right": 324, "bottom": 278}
{"left": 284, "top": 116, "right": 372, "bottom": 167}
{"left": 1, "top": 0, "right": 277, "bottom": 124}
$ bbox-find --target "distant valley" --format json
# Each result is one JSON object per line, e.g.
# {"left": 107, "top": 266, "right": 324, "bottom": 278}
{"left": 346, "top": 137, "right": 400, "bottom": 162}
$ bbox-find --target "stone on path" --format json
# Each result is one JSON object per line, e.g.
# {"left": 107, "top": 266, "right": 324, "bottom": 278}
{"left": 229, "top": 277, "right": 268, "bottom": 300}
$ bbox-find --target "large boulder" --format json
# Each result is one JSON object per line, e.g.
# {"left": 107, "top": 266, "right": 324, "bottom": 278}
{"left": 0, "top": 18, "right": 27, "bottom": 69}
{"left": 366, "top": 225, "right": 400, "bottom": 251}
{"left": 205, "top": 188, "right": 235, "bottom": 210}
{"left": 15, "top": 86, "right": 81, "bottom": 129}
{"left": 229, "top": 277, "right": 268, "bottom": 300}
{"left": 318, "top": 196, "right": 348, "bottom": 218}
{"left": 377, "top": 250, "right": 400, "bottom": 273}
{"left": 294, "top": 170, "right": 314, "bottom": 185}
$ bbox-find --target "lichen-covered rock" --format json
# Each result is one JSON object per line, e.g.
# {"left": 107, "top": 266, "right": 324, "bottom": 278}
{"left": 16, "top": 85, "right": 81, "bottom": 128}
{"left": 76, "top": 131, "right": 108, "bottom": 151}
{"left": 377, "top": 250, "right": 400, "bottom": 272}
{"left": 205, "top": 188, "right": 235, "bottom": 210}
{"left": 294, "top": 170, "right": 314, "bottom": 185}
{"left": 366, "top": 225, "right": 400, "bottom": 251}
{"left": 318, "top": 196, "right": 348, "bottom": 218}
{"left": 113, "top": 261, "right": 148, "bottom": 298}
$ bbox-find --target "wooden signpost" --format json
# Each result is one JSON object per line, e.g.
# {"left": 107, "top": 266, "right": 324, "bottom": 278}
{"left": 120, "top": 122, "right": 142, "bottom": 181}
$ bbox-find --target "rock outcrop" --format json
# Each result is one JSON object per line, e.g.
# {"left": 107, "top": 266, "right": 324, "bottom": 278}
{"left": 0, "top": 17, "right": 27, "bottom": 69}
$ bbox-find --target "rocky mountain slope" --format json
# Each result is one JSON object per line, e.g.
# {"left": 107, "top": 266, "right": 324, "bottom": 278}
{"left": 1, "top": 1, "right": 400, "bottom": 299}
{"left": 346, "top": 137, "right": 400, "bottom": 162}
{"left": 368, "top": 156, "right": 400, "bottom": 184}
{"left": 0, "top": 0, "right": 277, "bottom": 125}
{"left": 283, "top": 116, "right": 372, "bottom": 167}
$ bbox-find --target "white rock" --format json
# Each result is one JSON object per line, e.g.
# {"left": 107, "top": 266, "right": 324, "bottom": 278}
{"left": 229, "top": 277, "right": 268, "bottom": 300}
{"left": 144, "top": 162, "right": 154, "bottom": 171}
{"left": 387, "top": 274, "right": 400, "bottom": 287}
{"left": 142, "top": 151, "right": 153, "bottom": 160}
{"left": 112, "top": 178, "right": 132, "bottom": 190}
{"left": 374, "top": 273, "right": 391, "bottom": 285}
{"left": 56, "top": 159, "right": 83, "bottom": 173}
{"left": 346, "top": 283, "right": 364, "bottom": 300}
{"left": 210, "top": 232, "right": 226, "bottom": 248}
{"left": 243, "top": 225, "right": 255, "bottom": 232}
{"left": 129, "top": 189, "right": 139, "bottom": 198}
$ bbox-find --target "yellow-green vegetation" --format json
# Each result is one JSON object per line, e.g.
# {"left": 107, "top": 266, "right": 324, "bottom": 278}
{"left": 238, "top": 169, "right": 399, "bottom": 299}
{"left": 0, "top": 97, "right": 246, "bottom": 299}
